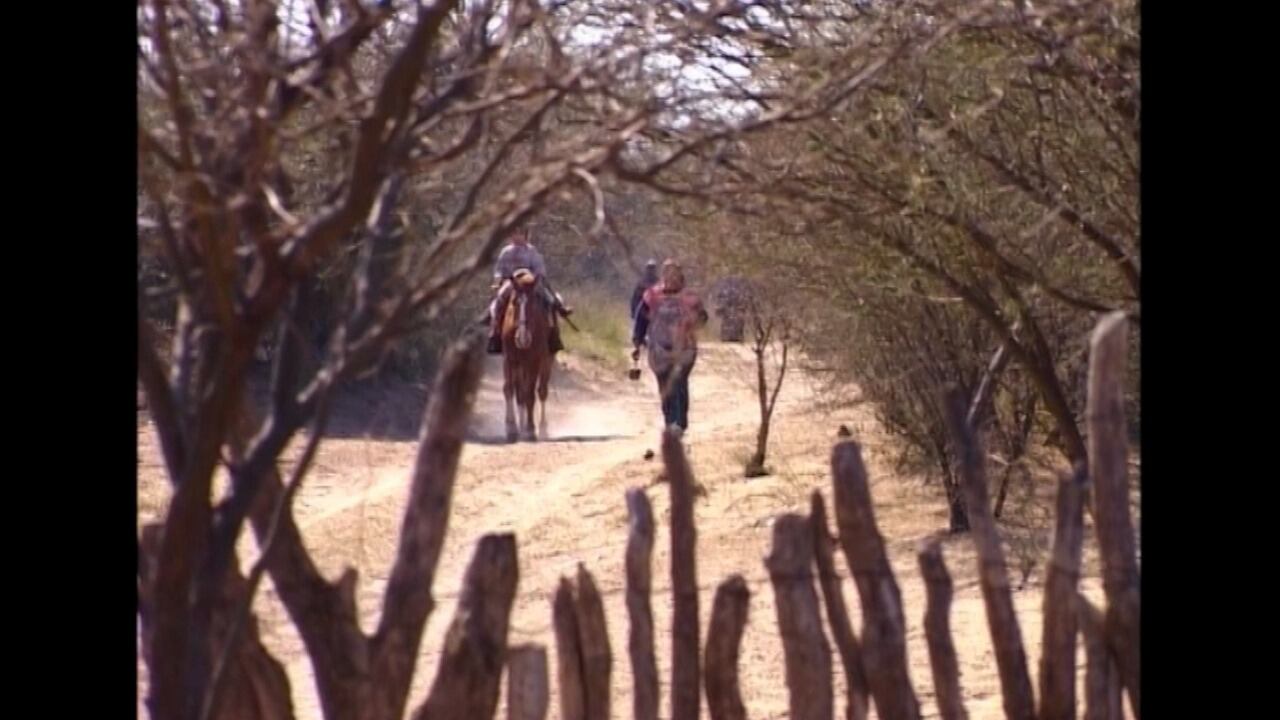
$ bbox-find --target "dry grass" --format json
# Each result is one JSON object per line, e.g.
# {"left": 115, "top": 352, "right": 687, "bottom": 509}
{"left": 561, "top": 282, "right": 633, "bottom": 373}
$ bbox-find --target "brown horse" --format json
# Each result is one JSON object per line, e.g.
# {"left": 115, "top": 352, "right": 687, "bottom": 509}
{"left": 501, "top": 269, "right": 553, "bottom": 441}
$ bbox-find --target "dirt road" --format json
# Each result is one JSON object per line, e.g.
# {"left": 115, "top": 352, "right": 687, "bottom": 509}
{"left": 137, "top": 342, "right": 1122, "bottom": 719}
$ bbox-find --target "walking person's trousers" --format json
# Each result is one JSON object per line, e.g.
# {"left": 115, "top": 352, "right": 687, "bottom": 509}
{"left": 654, "top": 355, "right": 695, "bottom": 430}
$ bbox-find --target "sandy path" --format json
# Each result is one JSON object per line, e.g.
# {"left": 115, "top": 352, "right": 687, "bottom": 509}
{"left": 137, "top": 342, "right": 1133, "bottom": 719}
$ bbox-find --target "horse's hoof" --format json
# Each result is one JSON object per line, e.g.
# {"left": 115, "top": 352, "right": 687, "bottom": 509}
{"left": 506, "top": 430, "right": 519, "bottom": 443}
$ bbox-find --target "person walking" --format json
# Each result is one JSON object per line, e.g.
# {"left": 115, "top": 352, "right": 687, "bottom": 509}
{"left": 631, "top": 259, "right": 708, "bottom": 434}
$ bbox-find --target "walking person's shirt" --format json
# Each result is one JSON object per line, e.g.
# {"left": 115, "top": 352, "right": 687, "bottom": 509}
{"left": 634, "top": 284, "right": 708, "bottom": 373}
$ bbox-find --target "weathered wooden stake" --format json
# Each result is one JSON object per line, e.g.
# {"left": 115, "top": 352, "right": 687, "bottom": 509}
{"left": 507, "top": 644, "right": 549, "bottom": 720}
{"left": 1087, "top": 312, "right": 1140, "bottom": 717}
{"left": 664, "top": 429, "right": 701, "bottom": 720}
{"left": 413, "top": 533, "right": 519, "bottom": 720}
{"left": 704, "top": 575, "right": 750, "bottom": 720}
{"left": 552, "top": 579, "right": 586, "bottom": 720}
{"left": 575, "top": 565, "right": 612, "bottom": 720}
{"left": 766, "top": 513, "right": 833, "bottom": 720}
{"left": 918, "top": 538, "right": 967, "bottom": 720}
{"left": 1038, "top": 468, "right": 1087, "bottom": 720}
{"left": 943, "top": 391, "right": 1035, "bottom": 720}
{"left": 831, "top": 441, "right": 921, "bottom": 720}
{"left": 1079, "top": 596, "right": 1124, "bottom": 720}
{"left": 810, "top": 492, "right": 870, "bottom": 720}
{"left": 626, "top": 488, "right": 659, "bottom": 720}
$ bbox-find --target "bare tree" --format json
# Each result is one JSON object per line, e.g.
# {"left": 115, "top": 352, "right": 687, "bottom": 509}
{"left": 137, "top": 2, "right": 1139, "bottom": 719}
{"left": 662, "top": 0, "right": 1137, "bottom": 530}
{"left": 137, "top": 2, "right": 904, "bottom": 719}
{"left": 744, "top": 288, "right": 791, "bottom": 478}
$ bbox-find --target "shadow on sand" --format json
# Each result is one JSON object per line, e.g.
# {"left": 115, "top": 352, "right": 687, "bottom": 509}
{"left": 464, "top": 432, "right": 633, "bottom": 446}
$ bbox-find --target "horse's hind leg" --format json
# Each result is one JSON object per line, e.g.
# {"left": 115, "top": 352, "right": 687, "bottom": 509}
{"left": 537, "top": 361, "right": 551, "bottom": 440}
{"left": 522, "top": 389, "right": 537, "bottom": 442}
{"left": 513, "top": 360, "right": 540, "bottom": 442}
{"left": 538, "top": 399, "right": 547, "bottom": 441}
{"left": 503, "top": 365, "right": 518, "bottom": 443}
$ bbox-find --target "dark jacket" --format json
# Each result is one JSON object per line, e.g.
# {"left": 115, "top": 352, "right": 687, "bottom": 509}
{"left": 630, "top": 269, "right": 660, "bottom": 319}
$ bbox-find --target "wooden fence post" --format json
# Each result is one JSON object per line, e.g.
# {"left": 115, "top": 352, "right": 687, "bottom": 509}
{"left": 575, "top": 565, "right": 612, "bottom": 720}
{"left": 1038, "top": 469, "right": 1087, "bottom": 720}
{"left": 831, "top": 441, "right": 921, "bottom": 720}
{"left": 705, "top": 575, "right": 750, "bottom": 720}
{"left": 626, "top": 488, "right": 659, "bottom": 720}
{"left": 664, "top": 429, "right": 702, "bottom": 720}
{"left": 810, "top": 492, "right": 870, "bottom": 720}
{"left": 507, "top": 644, "right": 549, "bottom": 720}
{"left": 553, "top": 579, "right": 586, "bottom": 720}
{"left": 943, "top": 391, "right": 1035, "bottom": 720}
{"left": 1079, "top": 596, "right": 1124, "bottom": 720}
{"left": 918, "top": 539, "right": 967, "bottom": 720}
{"left": 766, "top": 514, "right": 833, "bottom": 720}
{"left": 1087, "top": 312, "right": 1140, "bottom": 716}
{"left": 412, "top": 533, "right": 519, "bottom": 720}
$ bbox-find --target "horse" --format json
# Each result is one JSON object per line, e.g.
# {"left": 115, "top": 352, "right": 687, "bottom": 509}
{"left": 501, "top": 268, "right": 554, "bottom": 442}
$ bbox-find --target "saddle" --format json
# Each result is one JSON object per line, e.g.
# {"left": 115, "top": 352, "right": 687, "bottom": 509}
{"left": 512, "top": 268, "right": 538, "bottom": 289}
{"left": 504, "top": 269, "right": 546, "bottom": 351}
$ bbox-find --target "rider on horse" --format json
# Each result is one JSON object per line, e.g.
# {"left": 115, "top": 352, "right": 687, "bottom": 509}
{"left": 486, "top": 226, "right": 572, "bottom": 355}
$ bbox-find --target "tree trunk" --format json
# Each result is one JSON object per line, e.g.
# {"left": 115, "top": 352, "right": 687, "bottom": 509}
{"left": 747, "top": 334, "right": 771, "bottom": 477}
{"left": 992, "top": 466, "right": 1014, "bottom": 520}
{"left": 139, "top": 524, "right": 295, "bottom": 720}
{"left": 244, "top": 333, "right": 483, "bottom": 720}
{"left": 940, "top": 461, "right": 970, "bottom": 533}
